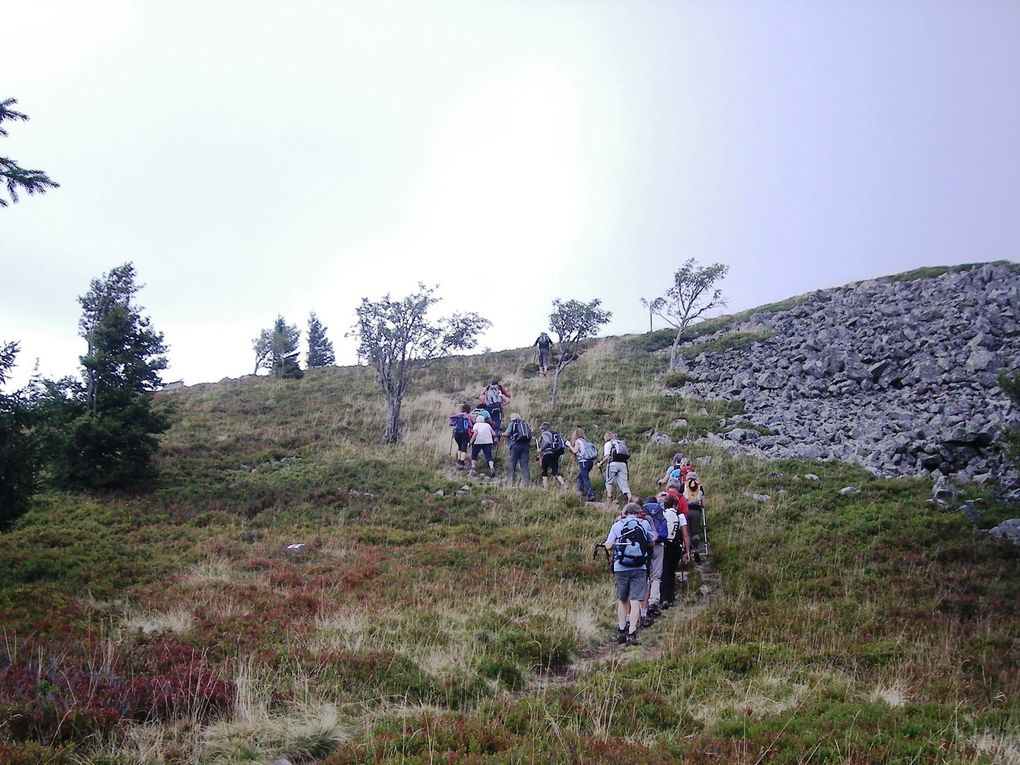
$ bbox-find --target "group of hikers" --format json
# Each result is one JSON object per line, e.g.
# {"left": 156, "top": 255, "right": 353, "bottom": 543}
{"left": 449, "top": 375, "right": 710, "bottom": 645}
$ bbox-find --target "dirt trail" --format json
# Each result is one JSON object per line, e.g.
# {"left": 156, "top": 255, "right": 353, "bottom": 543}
{"left": 537, "top": 556, "right": 723, "bottom": 689}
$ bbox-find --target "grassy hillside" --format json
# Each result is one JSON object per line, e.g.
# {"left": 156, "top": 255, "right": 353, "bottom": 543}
{"left": 1, "top": 334, "right": 1018, "bottom": 764}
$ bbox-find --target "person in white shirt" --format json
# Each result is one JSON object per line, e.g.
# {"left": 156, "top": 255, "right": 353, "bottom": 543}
{"left": 468, "top": 415, "right": 496, "bottom": 476}
{"left": 597, "top": 432, "right": 631, "bottom": 502}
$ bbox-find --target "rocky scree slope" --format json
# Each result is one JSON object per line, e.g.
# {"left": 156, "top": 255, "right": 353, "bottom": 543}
{"left": 671, "top": 262, "right": 1019, "bottom": 485}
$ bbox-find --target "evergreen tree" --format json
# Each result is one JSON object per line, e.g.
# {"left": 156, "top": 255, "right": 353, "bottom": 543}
{"left": 55, "top": 263, "right": 169, "bottom": 488}
{"left": 306, "top": 312, "right": 335, "bottom": 368}
{"left": 0, "top": 342, "right": 42, "bottom": 530}
{"left": 270, "top": 316, "right": 303, "bottom": 379}
{"left": 1, "top": 98, "right": 59, "bottom": 207}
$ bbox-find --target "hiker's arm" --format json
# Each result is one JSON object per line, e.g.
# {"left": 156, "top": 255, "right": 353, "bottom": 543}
{"left": 681, "top": 525, "right": 691, "bottom": 561}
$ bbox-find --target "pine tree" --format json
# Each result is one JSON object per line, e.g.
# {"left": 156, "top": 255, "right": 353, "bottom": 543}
{"left": 56, "top": 263, "right": 169, "bottom": 487}
{"left": 306, "top": 312, "right": 335, "bottom": 368}
{"left": 0, "top": 342, "right": 42, "bottom": 530}
{"left": 1, "top": 98, "right": 59, "bottom": 207}
{"left": 270, "top": 316, "right": 303, "bottom": 379}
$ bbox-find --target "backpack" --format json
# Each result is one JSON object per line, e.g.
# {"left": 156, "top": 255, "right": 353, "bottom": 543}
{"left": 449, "top": 414, "right": 472, "bottom": 435}
{"left": 644, "top": 503, "right": 668, "bottom": 542}
{"left": 550, "top": 431, "right": 566, "bottom": 456}
{"left": 484, "top": 385, "right": 503, "bottom": 407}
{"left": 613, "top": 517, "right": 651, "bottom": 567}
{"left": 578, "top": 439, "right": 598, "bottom": 462}
{"left": 666, "top": 467, "right": 682, "bottom": 489}
{"left": 537, "top": 333, "right": 551, "bottom": 350}
{"left": 508, "top": 419, "right": 532, "bottom": 444}
{"left": 609, "top": 439, "right": 630, "bottom": 462}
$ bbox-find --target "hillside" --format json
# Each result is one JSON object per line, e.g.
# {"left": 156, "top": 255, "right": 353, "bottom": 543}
{"left": 1, "top": 269, "right": 1019, "bottom": 764}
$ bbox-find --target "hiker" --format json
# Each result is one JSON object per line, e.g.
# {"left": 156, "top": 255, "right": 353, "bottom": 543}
{"left": 504, "top": 412, "right": 532, "bottom": 487}
{"left": 533, "top": 332, "right": 553, "bottom": 375}
{"left": 536, "top": 422, "right": 567, "bottom": 490}
{"left": 603, "top": 502, "right": 653, "bottom": 645}
{"left": 479, "top": 379, "right": 510, "bottom": 437}
{"left": 658, "top": 453, "right": 692, "bottom": 489}
{"left": 684, "top": 472, "right": 706, "bottom": 560}
{"left": 468, "top": 414, "right": 496, "bottom": 477}
{"left": 567, "top": 427, "right": 598, "bottom": 501}
{"left": 642, "top": 495, "right": 669, "bottom": 618}
{"left": 448, "top": 403, "right": 473, "bottom": 469}
{"left": 660, "top": 493, "right": 691, "bottom": 608}
{"left": 597, "top": 432, "right": 631, "bottom": 502}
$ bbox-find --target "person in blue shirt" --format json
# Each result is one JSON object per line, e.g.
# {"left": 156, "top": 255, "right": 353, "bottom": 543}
{"left": 603, "top": 503, "right": 654, "bottom": 645}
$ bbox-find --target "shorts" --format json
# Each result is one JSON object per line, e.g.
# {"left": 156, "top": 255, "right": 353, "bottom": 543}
{"left": 540, "top": 453, "right": 561, "bottom": 477}
{"left": 615, "top": 569, "right": 647, "bottom": 602}
{"left": 454, "top": 432, "right": 470, "bottom": 451}
{"left": 538, "top": 348, "right": 550, "bottom": 366}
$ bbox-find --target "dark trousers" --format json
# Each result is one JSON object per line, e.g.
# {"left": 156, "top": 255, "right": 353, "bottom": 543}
{"left": 576, "top": 459, "right": 595, "bottom": 499}
{"left": 508, "top": 441, "right": 531, "bottom": 486}
{"left": 662, "top": 540, "right": 682, "bottom": 603}
{"left": 489, "top": 406, "right": 503, "bottom": 436}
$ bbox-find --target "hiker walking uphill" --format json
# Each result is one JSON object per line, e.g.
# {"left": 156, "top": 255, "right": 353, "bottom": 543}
{"left": 603, "top": 503, "right": 653, "bottom": 645}
{"left": 536, "top": 422, "right": 567, "bottom": 490}
{"left": 478, "top": 379, "right": 510, "bottom": 438}
{"left": 448, "top": 403, "right": 473, "bottom": 469}
{"left": 533, "top": 332, "right": 552, "bottom": 376}
{"left": 468, "top": 415, "right": 497, "bottom": 477}
{"left": 504, "top": 412, "right": 532, "bottom": 487}
{"left": 597, "top": 432, "right": 632, "bottom": 503}
{"left": 684, "top": 472, "right": 707, "bottom": 561}
{"left": 660, "top": 493, "right": 691, "bottom": 608}
{"left": 567, "top": 427, "right": 598, "bottom": 501}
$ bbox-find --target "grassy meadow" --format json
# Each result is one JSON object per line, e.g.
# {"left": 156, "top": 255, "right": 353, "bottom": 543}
{"left": 1, "top": 333, "right": 1018, "bottom": 764}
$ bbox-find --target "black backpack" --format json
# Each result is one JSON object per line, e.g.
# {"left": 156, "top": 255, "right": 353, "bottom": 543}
{"left": 610, "top": 439, "right": 630, "bottom": 462}
{"left": 508, "top": 419, "right": 532, "bottom": 444}
{"left": 550, "top": 431, "right": 566, "bottom": 456}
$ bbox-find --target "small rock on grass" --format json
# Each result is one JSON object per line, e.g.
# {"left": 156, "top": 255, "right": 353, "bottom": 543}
{"left": 434, "top": 489, "right": 445, "bottom": 497}
{"left": 803, "top": 473, "right": 820, "bottom": 481}
{"left": 744, "top": 492, "right": 770, "bottom": 502}
{"left": 285, "top": 543, "right": 307, "bottom": 553}
{"left": 989, "top": 519, "right": 1020, "bottom": 546}
{"left": 839, "top": 486, "right": 861, "bottom": 496}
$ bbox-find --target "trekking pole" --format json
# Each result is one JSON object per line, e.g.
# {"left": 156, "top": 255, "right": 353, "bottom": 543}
{"left": 702, "top": 505, "right": 710, "bottom": 559}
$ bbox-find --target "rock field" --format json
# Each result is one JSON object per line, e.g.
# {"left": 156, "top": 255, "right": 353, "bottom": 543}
{"left": 670, "top": 262, "right": 1019, "bottom": 486}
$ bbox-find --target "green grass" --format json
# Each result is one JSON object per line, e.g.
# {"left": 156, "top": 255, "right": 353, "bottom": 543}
{"left": 1, "top": 306, "right": 1018, "bottom": 764}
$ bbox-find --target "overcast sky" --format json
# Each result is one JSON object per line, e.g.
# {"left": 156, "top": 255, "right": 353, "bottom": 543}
{"left": 2, "top": 0, "right": 1019, "bottom": 389}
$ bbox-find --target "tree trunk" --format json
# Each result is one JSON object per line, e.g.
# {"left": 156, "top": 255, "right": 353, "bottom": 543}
{"left": 385, "top": 394, "right": 402, "bottom": 443}
{"left": 669, "top": 330, "right": 684, "bottom": 371}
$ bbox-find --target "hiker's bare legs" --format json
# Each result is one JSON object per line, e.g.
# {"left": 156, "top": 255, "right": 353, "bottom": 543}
{"left": 629, "top": 599, "right": 641, "bottom": 633}
{"left": 617, "top": 600, "right": 629, "bottom": 630}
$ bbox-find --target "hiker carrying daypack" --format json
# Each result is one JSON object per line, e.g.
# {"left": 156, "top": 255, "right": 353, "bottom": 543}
{"left": 484, "top": 384, "right": 503, "bottom": 407}
{"left": 448, "top": 405, "right": 474, "bottom": 468}
{"left": 577, "top": 438, "right": 598, "bottom": 462}
{"left": 613, "top": 515, "right": 652, "bottom": 568}
{"left": 537, "top": 422, "right": 567, "bottom": 489}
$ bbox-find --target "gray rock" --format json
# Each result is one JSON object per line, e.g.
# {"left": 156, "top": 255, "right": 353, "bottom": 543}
{"left": 671, "top": 418, "right": 689, "bottom": 428}
{"left": 239, "top": 463, "right": 255, "bottom": 473}
{"left": 989, "top": 519, "right": 1020, "bottom": 546}
{"left": 957, "top": 501, "right": 984, "bottom": 526}
{"left": 648, "top": 431, "right": 674, "bottom": 445}
{"left": 932, "top": 475, "right": 958, "bottom": 501}
{"left": 838, "top": 486, "right": 861, "bottom": 496}
{"left": 726, "top": 427, "right": 760, "bottom": 443}
{"left": 744, "top": 492, "right": 770, "bottom": 502}
{"left": 285, "top": 543, "right": 307, "bottom": 553}
{"left": 434, "top": 489, "right": 445, "bottom": 497}
{"left": 802, "top": 473, "right": 820, "bottom": 481}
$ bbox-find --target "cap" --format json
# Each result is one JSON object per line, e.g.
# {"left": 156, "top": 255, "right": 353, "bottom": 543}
{"left": 687, "top": 472, "right": 700, "bottom": 482}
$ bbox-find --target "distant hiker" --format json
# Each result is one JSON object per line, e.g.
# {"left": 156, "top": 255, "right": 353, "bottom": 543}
{"left": 469, "top": 415, "right": 496, "bottom": 477}
{"left": 597, "top": 432, "right": 631, "bottom": 502}
{"left": 568, "top": 427, "right": 598, "bottom": 501}
{"left": 660, "top": 493, "right": 691, "bottom": 608}
{"left": 684, "top": 472, "right": 706, "bottom": 560}
{"left": 658, "top": 453, "right": 691, "bottom": 489}
{"left": 479, "top": 379, "right": 511, "bottom": 436}
{"left": 504, "top": 412, "right": 533, "bottom": 487}
{"left": 536, "top": 422, "right": 567, "bottom": 490}
{"left": 603, "top": 502, "right": 653, "bottom": 645}
{"left": 448, "top": 403, "right": 473, "bottom": 469}
{"left": 642, "top": 495, "right": 668, "bottom": 617}
{"left": 533, "top": 332, "right": 553, "bottom": 375}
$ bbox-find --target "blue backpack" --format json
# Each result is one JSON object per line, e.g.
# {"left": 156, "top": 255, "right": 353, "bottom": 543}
{"left": 613, "top": 517, "right": 651, "bottom": 567}
{"left": 449, "top": 414, "right": 472, "bottom": 435}
{"left": 644, "top": 502, "right": 668, "bottom": 542}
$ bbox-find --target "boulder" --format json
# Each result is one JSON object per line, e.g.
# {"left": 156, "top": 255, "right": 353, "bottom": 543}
{"left": 989, "top": 519, "right": 1020, "bottom": 546}
{"left": 838, "top": 486, "right": 861, "bottom": 496}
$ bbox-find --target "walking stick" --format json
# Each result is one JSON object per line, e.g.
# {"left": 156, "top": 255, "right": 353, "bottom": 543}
{"left": 701, "top": 504, "right": 710, "bottom": 559}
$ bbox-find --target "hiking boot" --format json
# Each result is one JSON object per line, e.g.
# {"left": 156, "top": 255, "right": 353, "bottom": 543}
{"left": 626, "top": 632, "right": 641, "bottom": 646}
{"left": 616, "top": 628, "right": 627, "bottom": 645}
{"left": 661, "top": 600, "right": 674, "bottom": 610}
{"left": 640, "top": 615, "right": 653, "bottom": 629}
{"left": 648, "top": 605, "right": 661, "bottom": 617}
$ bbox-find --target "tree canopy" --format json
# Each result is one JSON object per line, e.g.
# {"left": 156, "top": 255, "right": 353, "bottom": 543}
{"left": 306, "top": 312, "right": 335, "bottom": 368}
{"left": 547, "top": 298, "right": 612, "bottom": 404}
{"left": 350, "top": 284, "right": 489, "bottom": 443}
{"left": 643, "top": 259, "right": 729, "bottom": 371}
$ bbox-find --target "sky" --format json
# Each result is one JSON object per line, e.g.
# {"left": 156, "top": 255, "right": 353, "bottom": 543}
{"left": 2, "top": 0, "right": 1019, "bottom": 389}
